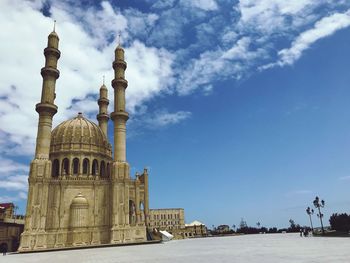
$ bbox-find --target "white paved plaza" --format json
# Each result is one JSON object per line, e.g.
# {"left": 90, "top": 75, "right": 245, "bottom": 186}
{"left": 3, "top": 233, "right": 349, "bottom": 263}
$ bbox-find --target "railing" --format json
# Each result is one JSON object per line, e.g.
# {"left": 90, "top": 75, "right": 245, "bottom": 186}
{"left": 52, "top": 174, "right": 110, "bottom": 181}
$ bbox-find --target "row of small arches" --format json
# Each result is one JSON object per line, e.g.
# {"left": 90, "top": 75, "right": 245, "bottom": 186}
{"left": 51, "top": 158, "right": 111, "bottom": 177}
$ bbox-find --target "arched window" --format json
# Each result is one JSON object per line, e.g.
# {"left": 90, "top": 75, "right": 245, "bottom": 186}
{"left": 62, "top": 158, "right": 69, "bottom": 175}
{"left": 100, "top": 161, "right": 106, "bottom": 177}
{"left": 106, "top": 163, "right": 110, "bottom": 177}
{"left": 83, "top": 158, "right": 89, "bottom": 175}
{"left": 140, "top": 202, "right": 145, "bottom": 222}
{"left": 129, "top": 200, "right": 136, "bottom": 225}
{"left": 73, "top": 158, "right": 79, "bottom": 175}
{"left": 92, "top": 159, "right": 98, "bottom": 175}
{"left": 52, "top": 159, "right": 59, "bottom": 177}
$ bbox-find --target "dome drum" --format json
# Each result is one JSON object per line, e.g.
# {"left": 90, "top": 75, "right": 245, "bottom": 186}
{"left": 50, "top": 113, "right": 112, "bottom": 179}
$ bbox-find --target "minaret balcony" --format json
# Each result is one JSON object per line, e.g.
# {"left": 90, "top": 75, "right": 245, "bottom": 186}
{"left": 112, "top": 60, "right": 127, "bottom": 70}
{"left": 41, "top": 67, "right": 60, "bottom": 79}
{"left": 110, "top": 111, "right": 129, "bottom": 121}
{"left": 97, "top": 113, "right": 109, "bottom": 122}
{"left": 97, "top": 98, "right": 109, "bottom": 106}
{"left": 111, "top": 78, "right": 128, "bottom": 88}
{"left": 35, "top": 102, "right": 58, "bottom": 115}
{"left": 44, "top": 47, "right": 61, "bottom": 59}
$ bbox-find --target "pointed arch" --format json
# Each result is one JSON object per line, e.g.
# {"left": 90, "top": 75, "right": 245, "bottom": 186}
{"left": 92, "top": 159, "right": 98, "bottom": 175}
{"left": 52, "top": 159, "right": 59, "bottom": 177}
{"left": 139, "top": 201, "right": 145, "bottom": 222}
{"left": 106, "top": 163, "right": 110, "bottom": 178}
{"left": 83, "top": 158, "right": 89, "bottom": 175}
{"left": 129, "top": 200, "right": 136, "bottom": 225}
{"left": 100, "top": 161, "right": 106, "bottom": 177}
{"left": 62, "top": 158, "right": 69, "bottom": 175}
{"left": 72, "top": 158, "right": 79, "bottom": 175}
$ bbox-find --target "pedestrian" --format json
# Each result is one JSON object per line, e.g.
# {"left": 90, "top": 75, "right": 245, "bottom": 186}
{"left": 300, "top": 228, "right": 303, "bottom": 237}
{"left": 0, "top": 244, "right": 7, "bottom": 256}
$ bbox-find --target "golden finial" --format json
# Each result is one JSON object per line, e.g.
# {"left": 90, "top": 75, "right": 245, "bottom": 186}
{"left": 53, "top": 20, "right": 56, "bottom": 32}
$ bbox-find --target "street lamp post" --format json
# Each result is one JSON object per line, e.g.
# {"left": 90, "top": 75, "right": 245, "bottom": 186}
{"left": 313, "top": 196, "right": 325, "bottom": 235}
{"left": 306, "top": 207, "right": 314, "bottom": 233}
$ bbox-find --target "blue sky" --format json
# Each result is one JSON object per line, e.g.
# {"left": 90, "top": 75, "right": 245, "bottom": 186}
{"left": 1, "top": 0, "right": 350, "bottom": 229}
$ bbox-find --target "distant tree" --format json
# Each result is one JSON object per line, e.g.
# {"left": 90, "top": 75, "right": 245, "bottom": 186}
{"left": 329, "top": 213, "right": 350, "bottom": 232}
{"left": 260, "top": 227, "right": 268, "bottom": 233}
{"left": 288, "top": 219, "right": 301, "bottom": 232}
{"left": 306, "top": 207, "right": 314, "bottom": 232}
{"left": 268, "top": 227, "right": 278, "bottom": 233}
{"left": 313, "top": 196, "right": 325, "bottom": 234}
{"left": 239, "top": 218, "right": 247, "bottom": 229}
{"left": 256, "top": 222, "right": 261, "bottom": 228}
{"left": 232, "top": 224, "right": 236, "bottom": 231}
{"left": 289, "top": 219, "right": 295, "bottom": 229}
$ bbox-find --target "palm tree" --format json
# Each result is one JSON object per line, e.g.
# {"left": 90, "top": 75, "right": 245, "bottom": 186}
{"left": 306, "top": 207, "right": 314, "bottom": 233}
{"left": 313, "top": 196, "right": 325, "bottom": 234}
{"left": 256, "top": 222, "right": 261, "bottom": 228}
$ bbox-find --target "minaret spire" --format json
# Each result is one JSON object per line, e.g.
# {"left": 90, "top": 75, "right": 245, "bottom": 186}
{"left": 34, "top": 26, "right": 61, "bottom": 159}
{"left": 53, "top": 20, "right": 56, "bottom": 32}
{"left": 97, "top": 77, "right": 109, "bottom": 138}
{"left": 118, "top": 32, "right": 121, "bottom": 46}
{"left": 111, "top": 42, "right": 128, "bottom": 162}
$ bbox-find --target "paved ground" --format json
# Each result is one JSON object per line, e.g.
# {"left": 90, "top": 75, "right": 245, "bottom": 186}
{"left": 3, "top": 233, "right": 349, "bottom": 263}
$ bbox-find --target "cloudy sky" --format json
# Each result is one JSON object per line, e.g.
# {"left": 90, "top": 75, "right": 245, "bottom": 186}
{"left": 1, "top": 0, "right": 350, "bottom": 228}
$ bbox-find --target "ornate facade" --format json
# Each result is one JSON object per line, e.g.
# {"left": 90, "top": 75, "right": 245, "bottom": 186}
{"left": 19, "top": 28, "right": 150, "bottom": 251}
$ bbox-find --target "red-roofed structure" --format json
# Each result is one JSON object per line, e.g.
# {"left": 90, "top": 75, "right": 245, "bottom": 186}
{"left": 0, "top": 203, "right": 14, "bottom": 209}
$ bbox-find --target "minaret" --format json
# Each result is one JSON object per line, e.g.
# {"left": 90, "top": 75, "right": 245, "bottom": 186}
{"left": 19, "top": 23, "right": 61, "bottom": 252}
{"left": 111, "top": 43, "right": 128, "bottom": 162}
{"left": 97, "top": 77, "right": 109, "bottom": 138}
{"left": 34, "top": 23, "right": 60, "bottom": 159}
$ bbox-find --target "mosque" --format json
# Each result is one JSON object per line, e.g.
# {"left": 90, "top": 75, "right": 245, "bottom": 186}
{"left": 19, "top": 27, "right": 150, "bottom": 251}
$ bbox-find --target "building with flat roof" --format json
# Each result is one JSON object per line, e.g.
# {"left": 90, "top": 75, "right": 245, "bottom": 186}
{"left": 149, "top": 208, "right": 185, "bottom": 230}
{"left": 0, "top": 203, "right": 24, "bottom": 252}
{"left": 149, "top": 209, "right": 207, "bottom": 239}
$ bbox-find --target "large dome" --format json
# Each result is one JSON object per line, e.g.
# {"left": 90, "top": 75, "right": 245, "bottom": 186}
{"left": 50, "top": 112, "right": 112, "bottom": 157}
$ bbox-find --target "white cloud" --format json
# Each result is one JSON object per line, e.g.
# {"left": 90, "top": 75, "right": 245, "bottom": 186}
{"left": 148, "top": 110, "right": 192, "bottom": 127}
{"left": 0, "top": 175, "right": 28, "bottom": 191}
{"left": 178, "top": 37, "right": 266, "bottom": 94}
{"left": 0, "top": 157, "right": 28, "bottom": 175}
{"left": 1, "top": 0, "right": 350, "bottom": 162}
{"left": 277, "top": 10, "right": 350, "bottom": 66}
{"left": 237, "top": 0, "right": 317, "bottom": 33}
{"left": 0, "top": 192, "right": 27, "bottom": 203}
{"left": 130, "top": 110, "right": 192, "bottom": 131}
{"left": 183, "top": 0, "right": 218, "bottom": 11}
{"left": 125, "top": 40, "right": 175, "bottom": 111}
{"left": 0, "top": 0, "right": 175, "bottom": 156}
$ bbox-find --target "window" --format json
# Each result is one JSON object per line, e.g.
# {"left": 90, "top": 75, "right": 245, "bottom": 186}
{"left": 83, "top": 158, "right": 89, "bottom": 175}
{"left": 62, "top": 158, "right": 69, "bottom": 175}
{"left": 92, "top": 159, "right": 98, "bottom": 175}
{"left": 100, "top": 161, "right": 106, "bottom": 177}
{"left": 72, "top": 158, "right": 79, "bottom": 175}
{"left": 52, "top": 159, "right": 59, "bottom": 177}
